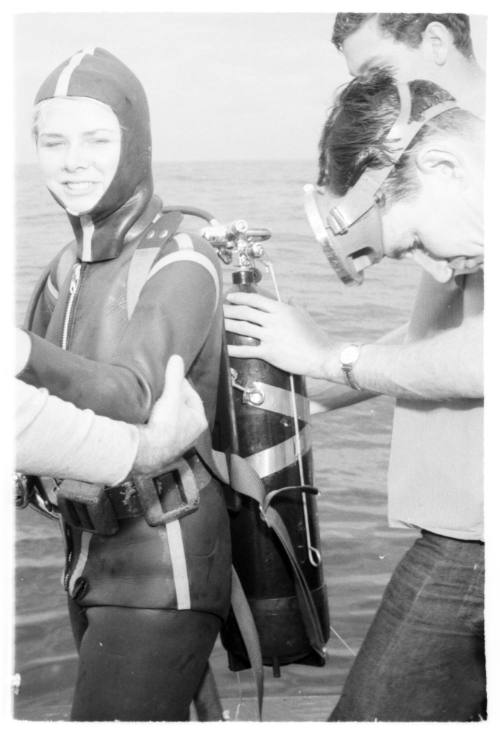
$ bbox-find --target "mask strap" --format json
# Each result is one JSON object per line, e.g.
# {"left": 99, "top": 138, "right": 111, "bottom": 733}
{"left": 333, "top": 85, "right": 459, "bottom": 229}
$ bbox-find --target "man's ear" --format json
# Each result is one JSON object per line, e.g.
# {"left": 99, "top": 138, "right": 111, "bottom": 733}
{"left": 415, "top": 145, "right": 464, "bottom": 180}
{"left": 421, "top": 22, "right": 454, "bottom": 65}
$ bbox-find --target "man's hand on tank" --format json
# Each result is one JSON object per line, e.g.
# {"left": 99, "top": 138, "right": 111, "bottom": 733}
{"left": 133, "top": 355, "right": 208, "bottom": 475}
{"left": 224, "top": 292, "right": 334, "bottom": 379}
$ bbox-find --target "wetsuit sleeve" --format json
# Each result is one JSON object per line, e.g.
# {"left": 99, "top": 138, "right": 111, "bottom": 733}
{"left": 20, "top": 235, "right": 221, "bottom": 424}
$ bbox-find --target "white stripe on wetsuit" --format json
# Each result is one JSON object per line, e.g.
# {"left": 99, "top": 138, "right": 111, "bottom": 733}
{"left": 67, "top": 531, "right": 92, "bottom": 596}
{"left": 46, "top": 275, "right": 59, "bottom": 300}
{"left": 80, "top": 215, "right": 95, "bottom": 261}
{"left": 126, "top": 247, "right": 161, "bottom": 319}
{"left": 147, "top": 236, "right": 220, "bottom": 311}
{"left": 158, "top": 522, "right": 191, "bottom": 609}
{"left": 175, "top": 233, "right": 194, "bottom": 250}
{"left": 54, "top": 48, "right": 96, "bottom": 97}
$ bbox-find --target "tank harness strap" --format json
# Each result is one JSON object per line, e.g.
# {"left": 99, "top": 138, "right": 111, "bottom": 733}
{"left": 146, "top": 242, "right": 220, "bottom": 315}
{"left": 126, "top": 246, "right": 161, "bottom": 319}
{"left": 262, "top": 500, "right": 325, "bottom": 655}
{"left": 127, "top": 215, "right": 220, "bottom": 320}
{"left": 126, "top": 210, "right": 183, "bottom": 318}
{"left": 23, "top": 265, "right": 52, "bottom": 331}
{"left": 230, "top": 566, "right": 264, "bottom": 722}
{"left": 24, "top": 243, "right": 78, "bottom": 331}
{"left": 227, "top": 453, "right": 327, "bottom": 655}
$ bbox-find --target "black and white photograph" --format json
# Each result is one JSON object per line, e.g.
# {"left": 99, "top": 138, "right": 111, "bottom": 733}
{"left": 6, "top": 1, "right": 493, "bottom": 725}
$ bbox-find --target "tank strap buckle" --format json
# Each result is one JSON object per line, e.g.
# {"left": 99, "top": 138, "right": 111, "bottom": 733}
{"left": 133, "top": 458, "right": 201, "bottom": 527}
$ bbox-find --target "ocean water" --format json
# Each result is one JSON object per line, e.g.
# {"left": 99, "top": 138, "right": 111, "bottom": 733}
{"left": 14, "top": 160, "right": 420, "bottom": 720}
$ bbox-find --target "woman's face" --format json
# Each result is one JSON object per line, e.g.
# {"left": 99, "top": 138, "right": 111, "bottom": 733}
{"left": 35, "top": 97, "right": 121, "bottom": 215}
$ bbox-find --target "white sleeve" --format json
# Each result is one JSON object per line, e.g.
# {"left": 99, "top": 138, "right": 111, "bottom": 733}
{"left": 16, "top": 328, "right": 31, "bottom": 375}
{"left": 16, "top": 378, "right": 139, "bottom": 485}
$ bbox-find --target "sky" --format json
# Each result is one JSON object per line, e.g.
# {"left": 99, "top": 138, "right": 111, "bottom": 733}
{"left": 14, "top": 12, "right": 487, "bottom": 164}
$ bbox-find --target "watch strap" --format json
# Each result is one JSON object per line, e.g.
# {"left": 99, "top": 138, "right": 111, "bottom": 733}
{"left": 340, "top": 344, "right": 362, "bottom": 391}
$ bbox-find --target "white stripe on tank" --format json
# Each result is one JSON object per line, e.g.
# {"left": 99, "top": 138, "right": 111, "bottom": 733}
{"left": 67, "top": 531, "right": 91, "bottom": 596}
{"left": 54, "top": 47, "right": 96, "bottom": 97}
{"left": 163, "top": 521, "right": 191, "bottom": 609}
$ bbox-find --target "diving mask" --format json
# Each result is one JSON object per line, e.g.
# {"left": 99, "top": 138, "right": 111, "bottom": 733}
{"left": 304, "top": 84, "right": 458, "bottom": 286}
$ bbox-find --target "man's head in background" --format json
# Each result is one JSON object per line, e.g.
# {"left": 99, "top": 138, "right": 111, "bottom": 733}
{"left": 332, "top": 14, "right": 474, "bottom": 78}
{"left": 331, "top": 14, "right": 484, "bottom": 116}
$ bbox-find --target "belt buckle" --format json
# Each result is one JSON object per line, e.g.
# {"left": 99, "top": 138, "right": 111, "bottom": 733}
{"left": 134, "top": 459, "right": 200, "bottom": 527}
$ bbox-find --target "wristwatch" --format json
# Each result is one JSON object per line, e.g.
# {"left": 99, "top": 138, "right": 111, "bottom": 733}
{"left": 339, "top": 344, "right": 362, "bottom": 391}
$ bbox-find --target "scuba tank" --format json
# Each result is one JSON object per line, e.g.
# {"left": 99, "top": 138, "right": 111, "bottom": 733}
{"left": 179, "top": 208, "right": 330, "bottom": 676}
{"left": 223, "top": 268, "right": 330, "bottom": 675}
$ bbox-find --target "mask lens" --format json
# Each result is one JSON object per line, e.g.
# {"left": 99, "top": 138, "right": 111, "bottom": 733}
{"left": 303, "top": 184, "right": 386, "bottom": 286}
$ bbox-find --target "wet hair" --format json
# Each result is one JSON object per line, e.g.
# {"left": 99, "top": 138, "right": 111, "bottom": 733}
{"left": 32, "top": 99, "right": 58, "bottom": 141}
{"left": 332, "top": 13, "right": 474, "bottom": 59}
{"left": 317, "top": 68, "right": 477, "bottom": 204}
{"left": 31, "top": 96, "right": 120, "bottom": 143}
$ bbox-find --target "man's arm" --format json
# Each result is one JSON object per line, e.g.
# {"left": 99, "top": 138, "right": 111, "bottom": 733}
{"left": 16, "top": 345, "right": 208, "bottom": 482}
{"left": 308, "top": 323, "right": 408, "bottom": 413}
{"left": 334, "top": 315, "right": 482, "bottom": 399}
{"left": 16, "top": 377, "right": 139, "bottom": 484}
{"left": 224, "top": 293, "right": 482, "bottom": 401}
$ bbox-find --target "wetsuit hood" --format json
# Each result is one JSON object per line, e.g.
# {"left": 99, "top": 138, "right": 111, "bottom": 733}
{"left": 35, "top": 47, "right": 154, "bottom": 262}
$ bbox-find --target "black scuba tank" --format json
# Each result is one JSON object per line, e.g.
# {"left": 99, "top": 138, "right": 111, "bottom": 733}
{"left": 161, "top": 205, "right": 330, "bottom": 676}
{"left": 221, "top": 266, "right": 330, "bottom": 676}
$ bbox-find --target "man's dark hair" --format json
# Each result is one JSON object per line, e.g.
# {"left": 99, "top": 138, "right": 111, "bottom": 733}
{"left": 332, "top": 13, "right": 473, "bottom": 59}
{"left": 317, "top": 68, "right": 476, "bottom": 204}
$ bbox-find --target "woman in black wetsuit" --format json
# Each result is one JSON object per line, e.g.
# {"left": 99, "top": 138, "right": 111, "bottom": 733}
{"left": 21, "top": 47, "right": 231, "bottom": 721}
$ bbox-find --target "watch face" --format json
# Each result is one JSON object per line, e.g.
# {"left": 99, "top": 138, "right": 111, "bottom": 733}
{"left": 341, "top": 345, "right": 360, "bottom": 365}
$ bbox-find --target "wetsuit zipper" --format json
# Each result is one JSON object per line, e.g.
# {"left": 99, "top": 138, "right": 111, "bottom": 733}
{"left": 60, "top": 261, "right": 84, "bottom": 589}
{"left": 61, "top": 263, "right": 82, "bottom": 350}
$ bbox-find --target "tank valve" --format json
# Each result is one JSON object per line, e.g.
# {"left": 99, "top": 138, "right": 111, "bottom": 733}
{"left": 201, "top": 219, "right": 271, "bottom": 269}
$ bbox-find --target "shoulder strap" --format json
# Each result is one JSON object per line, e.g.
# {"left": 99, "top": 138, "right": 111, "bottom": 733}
{"left": 146, "top": 236, "right": 220, "bottom": 315}
{"left": 126, "top": 210, "right": 182, "bottom": 319}
{"left": 24, "top": 266, "right": 51, "bottom": 331}
{"left": 126, "top": 210, "right": 220, "bottom": 320}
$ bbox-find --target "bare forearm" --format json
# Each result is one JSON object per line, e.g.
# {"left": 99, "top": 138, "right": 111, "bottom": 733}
{"left": 16, "top": 378, "right": 139, "bottom": 483}
{"left": 322, "top": 318, "right": 483, "bottom": 400}
{"left": 309, "top": 384, "right": 379, "bottom": 414}
{"left": 224, "top": 293, "right": 482, "bottom": 401}
{"left": 308, "top": 323, "right": 406, "bottom": 413}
